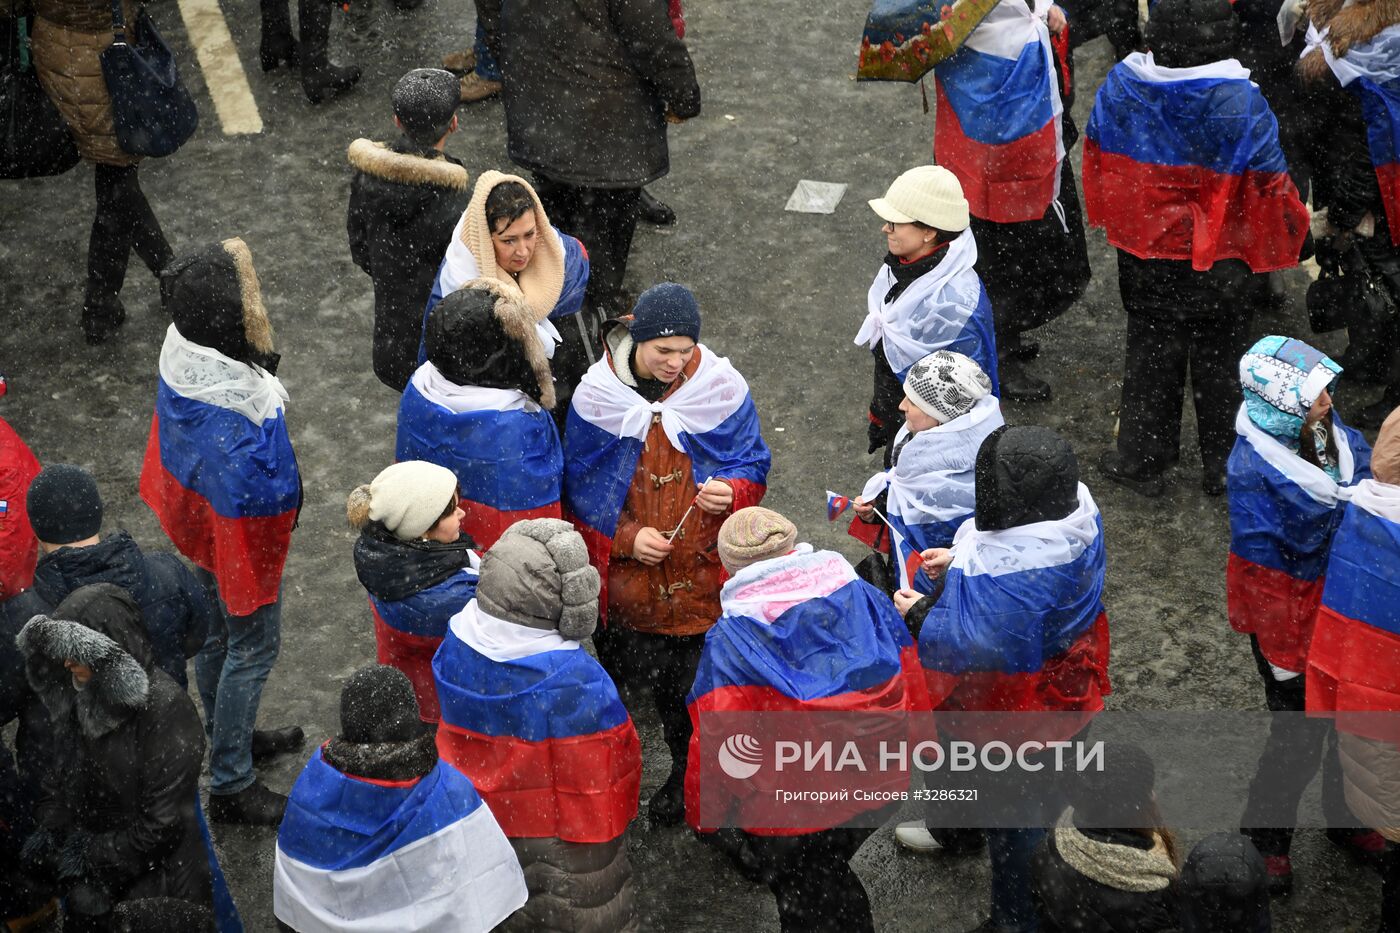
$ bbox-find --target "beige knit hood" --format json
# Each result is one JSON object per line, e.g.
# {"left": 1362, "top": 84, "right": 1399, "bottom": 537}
{"left": 458, "top": 170, "right": 566, "bottom": 322}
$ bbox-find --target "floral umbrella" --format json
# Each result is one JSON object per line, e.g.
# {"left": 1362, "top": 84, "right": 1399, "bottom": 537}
{"left": 857, "top": 0, "right": 1001, "bottom": 82}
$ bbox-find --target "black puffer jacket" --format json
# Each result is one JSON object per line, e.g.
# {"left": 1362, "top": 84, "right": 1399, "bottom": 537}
{"left": 346, "top": 138, "right": 472, "bottom": 391}
{"left": 30, "top": 531, "right": 210, "bottom": 687}
{"left": 18, "top": 584, "right": 210, "bottom": 914}
{"left": 1178, "top": 833, "right": 1271, "bottom": 932}
{"left": 479, "top": 0, "right": 701, "bottom": 187}
{"left": 1031, "top": 825, "right": 1179, "bottom": 932}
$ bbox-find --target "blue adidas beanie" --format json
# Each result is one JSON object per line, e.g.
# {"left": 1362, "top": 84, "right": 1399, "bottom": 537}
{"left": 628, "top": 283, "right": 701, "bottom": 344}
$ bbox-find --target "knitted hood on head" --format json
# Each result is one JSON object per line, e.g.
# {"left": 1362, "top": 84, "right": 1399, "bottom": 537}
{"left": 476, "top": 519, "right": 600, "bottom": 639}
{"left": 17, "top": 583, "right": 152, "bottom": 739}
{"left": 324, "top": 665, "right": 437, "bottom": 783}
{"left": 458, "top": 170, "right": 565, "bottom": 322}
{"left": 425, "top": 278, "right": 556, "bottom": 408}
{"left": 161, "top": 237, "right": 278, "bottom": 374}
{"left": 1240, "top": 335, "right": 1341, "bottom": 441}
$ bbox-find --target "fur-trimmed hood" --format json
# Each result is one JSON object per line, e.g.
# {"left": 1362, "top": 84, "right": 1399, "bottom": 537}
{"left": 17, "top": 583, "right": 152, "bottom": 739}
{"left": 1300, "top": 0, "right": 1400, "bottom": 81}
{"left": 323, "top": 731, "right": 439, "bottom": 783}
{"left": 424, "top": 277, "right": 556, "bottom": 408}
{"left": 161, "top": 237, "right": 278, "bottom": 374}
{"left": 347, "top": 138, "right": 470, "bottom": 191}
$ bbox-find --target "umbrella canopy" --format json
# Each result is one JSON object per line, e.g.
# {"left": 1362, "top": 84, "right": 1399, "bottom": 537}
{"left": 857, "top": 0, "right": 1002, "bottom": 82}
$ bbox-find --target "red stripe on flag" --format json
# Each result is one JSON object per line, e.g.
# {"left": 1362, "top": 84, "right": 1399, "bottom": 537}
{"left": 371, "top": 602, "right": 444, "bottom": 723}
{"left": 1083, "top": 140, "right": 1309, "bottom": 273}
{"left": 1307, "top": 605, "right": 1400, "bottom": 742}
{"left": 1377, "top": 161, "right": 1400, "bottom": 246}
{"left": 934, "top": 79, "right": 1059, "bottom": 223}
{"left": 461, "top": 499, "right": 561, "bottom": 552}
{"left": 435, "top": 718, "right": 641, "bottom": 843}
{"left": 139, "top": 414, "right": 293, "bottom": 617}
{"left": 1226, "top": 554, "right": 1324, "bottom": 673}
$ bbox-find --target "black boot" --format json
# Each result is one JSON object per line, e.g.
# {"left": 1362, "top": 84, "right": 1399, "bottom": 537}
{"left": 1097, "top": 450, "right": 1166, "bottom": 498}
{"left": 298, "top": 0, "right": 359, "bottom": 103}
{"left": 259, "top": 0, "right": 299, "bottom": 71}
{"left": 251, "top": 725, "right": 306, "bottom": 762}
{"left": 81, "top": 290, "right": 126, "bottom": 345}
{"left": 647, "top": 767, "right": 685, "bottom": 827}
{"left": 207, "top": 779, "right": 287, "bottom": 825}
{"left": 997, "top": 356, "right": 1052, "bottom": 402}
{"left": 638, "top": 187, "right": 676, "bottom": 226}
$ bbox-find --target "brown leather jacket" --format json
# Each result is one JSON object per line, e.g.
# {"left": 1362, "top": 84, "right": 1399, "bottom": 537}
{"left": 606, "top": 339, "right": 727, "bottom": 637}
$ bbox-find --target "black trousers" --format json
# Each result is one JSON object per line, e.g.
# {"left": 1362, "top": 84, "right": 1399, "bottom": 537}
{"left": 531, "top": 176, "right": 642, "bottom": 318}
{"left": 594, "top": 626, "right": 704, "bottom": 776}
{"left": 88, "top": 163, "right": 171, "bottom": 302}
{"left": 1241, "top": 636, "right": 1353, "bottom": 856}
{"left": 745, "top": 828, "right": 876, "bottom": 933}
{"left": 1384, "top": 846, "right": 1400, "bottom": 933}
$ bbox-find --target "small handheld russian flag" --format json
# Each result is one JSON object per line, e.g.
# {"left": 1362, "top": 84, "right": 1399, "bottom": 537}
{"left": 826, "top": 490, "right": 852, "bottom": 522}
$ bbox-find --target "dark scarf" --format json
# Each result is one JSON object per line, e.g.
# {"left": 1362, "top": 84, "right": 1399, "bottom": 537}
{"left": 882, "top": 242, "right": 950, "bottom": 305}
{"left": 353, "top": 524, "right": 477, "bottom": 603}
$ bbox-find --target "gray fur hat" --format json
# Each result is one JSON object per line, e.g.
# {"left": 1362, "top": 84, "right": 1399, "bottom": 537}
{"left": 477, "top": 519, "right": 600, "bottom": 639}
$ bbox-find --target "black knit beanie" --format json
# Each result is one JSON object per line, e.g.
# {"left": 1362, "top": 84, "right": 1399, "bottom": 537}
{"left": 392, "top": 68, "right": 459, "bottom": 147}
{"left": 339, "top": 664, "right": 428, "bottom": 744}
{"left": 1070, "top": 742, "right": 1158, "bottom": 828}
{"left": 628, "top": 283, "right": 701, "bottom": 344}
{"left": 426, "top": 286, "right": 546, "bottom": 404}
{"left": 1146, "top": 0, "right": 1239, "bottom": 68}
{"left": 973, "top": 426, "right": 1079, "bottom": 532}
{"left": 27, "top": 464, "right": 102, "bottom": 544}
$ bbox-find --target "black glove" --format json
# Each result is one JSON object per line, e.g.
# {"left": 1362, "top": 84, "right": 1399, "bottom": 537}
{"left": 65, "top": 881, "right": 112, "bottom": 920}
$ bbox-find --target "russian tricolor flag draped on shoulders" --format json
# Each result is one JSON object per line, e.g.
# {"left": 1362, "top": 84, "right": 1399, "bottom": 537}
{"left": 1307, "top": 480, "right": 1400, "bottom": 739}
{"left": 396, "top": 366, "right": 563, "bottom": 551}
{"left": 433, "top": 601, "right": 642, "bottom": 842}
{"left": 563, "top": 345, "right": 770, "bottom": 613}
{"left": 933, "top": 0, "right": 1064, "bottom": 222}
{"left": 1227, "top": 407, "right": 1371, "bottom": 672}
{"left": 1311, "top": 23, "right": 1400, "bottom": 244}
{"left": 1083, "top": 52, "right": 1309, "bottom": 271}
{"left": 919, "top": 483, "right": 1110, "bottom": 740}
{"left": 685, "top": 547, "right": 930, "bottom": 834}
{"left": 140, "top": 325, "right": 300, "bottom": 617}
{"left": 274, "top": 749, "right": 527, "bottom": 933}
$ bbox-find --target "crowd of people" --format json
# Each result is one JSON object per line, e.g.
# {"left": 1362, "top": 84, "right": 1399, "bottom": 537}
{"left": 4, "top": 0, "right": 1400, "bottom": 927}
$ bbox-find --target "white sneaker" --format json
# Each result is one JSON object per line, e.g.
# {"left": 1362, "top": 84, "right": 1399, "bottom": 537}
{"left": 893, "top": 820, "right": 939, "bottom": 853}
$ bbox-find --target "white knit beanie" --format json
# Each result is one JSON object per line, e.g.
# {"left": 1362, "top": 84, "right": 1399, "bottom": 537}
{"left": 347, "top": 461, "right": 459, "bottom": 540}
{"left": 869, "top": 165, "right": 970, "bottom": 232}
{"left": 903, "top": 350, "right": 992, "bottom": 423}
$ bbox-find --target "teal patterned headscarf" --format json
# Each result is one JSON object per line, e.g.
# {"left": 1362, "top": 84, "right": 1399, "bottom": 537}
{"left": 1239, "top": 336, "right": 1342, "bottom": 441}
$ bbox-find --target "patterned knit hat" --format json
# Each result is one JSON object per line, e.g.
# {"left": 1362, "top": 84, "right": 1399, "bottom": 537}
{"left": 904, "top": 350, "right": 993, "bottom": 423}
{"left": 718, "top": 507, "right": 797, "bottom": 573}
{"left": 1239, "top": 335, "right": 1341, "bottom": 440}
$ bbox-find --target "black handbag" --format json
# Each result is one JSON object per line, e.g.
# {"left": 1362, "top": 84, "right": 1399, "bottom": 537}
{"left": 1307, "top": 240, "right": 1396, "bottom": 333}
{"left": 99, "top": 0, "right": 196, "bottom": 158}
{"left": 1, "top": 0, "right": 80, "bottom": 178}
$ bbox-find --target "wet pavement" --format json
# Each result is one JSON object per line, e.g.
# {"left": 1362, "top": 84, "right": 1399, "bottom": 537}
{"left": 2, "top": 0, "right": 1392, "bottom": 927}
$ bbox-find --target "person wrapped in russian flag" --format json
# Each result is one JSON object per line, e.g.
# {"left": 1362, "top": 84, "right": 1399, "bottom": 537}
{"left": 275, "top": 664, "right": 527, "bottom": 933}
{"left": 421, "top": 171, "right": 591, "bottom": 404}
{"left": 1087, "top": 0, "right": 1311, "bottom": 499}
{"left": 433, "top": 519, "right": 642, "bottom": 932}
{"left": 1306, "top": 407, "right": 1400, "bottom": 925}
{"left": 397, "top": 280, "right": 562, "bottom": 551}
{"left": 1227, "top": 337, "right": 1377, "bottom": 890}
{"left": 139, "top": 237, "right": 304, "bottom": 825}
{"left": 347, "top": 462, "right": 479, "bottom": 724}
{"left": 685, "top": 507, "right": 930, "bottom": 932}
{"left": 933, "top": 0, "right": 1090, "bottom": 402}
{"left": 851, "top": 350, "right": 1004, "bottom": 596}
{"left": 858, "top": 166, "right": 999, "bottom": 456}
{"left": 1299, "top": 2, "right": 1400, "bottom": 427}
{"left": 890, "top": 425, "right": 1111, "bottom": 932}
{"left": 564, "top": 284, "right": 770, "bottom": 827}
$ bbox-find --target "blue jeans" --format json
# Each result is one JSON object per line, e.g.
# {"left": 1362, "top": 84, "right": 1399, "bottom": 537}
{"left": 194, "top": 569, "right": 282, "bottom": 796}
{"left": 473, "top": 20, "right": 501, "bottom": 81}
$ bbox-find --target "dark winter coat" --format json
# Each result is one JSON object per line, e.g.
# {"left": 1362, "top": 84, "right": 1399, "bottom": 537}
{"left": 30, "top": 531, "right": 210, "bottom": 687}
{"left": 1031, "top": 825, "right": 1179, "bottom": 932}
{"left": 478, "top": 0, "right": 701, "bottom": 187}
{"left": 1115, "top": 251, "right": 1255, "bottom": 322}
{"left": 18, "top": 584, "right": 211, "bottom": 912}
{"left": 1178, "top": 832, "right": 1271, "bottom": 932}
{"left": 346, "top": 138, "right": 472, "bottom": 391}
{"left": 1057, "top": 0, "right": 1139, "bottom": 54}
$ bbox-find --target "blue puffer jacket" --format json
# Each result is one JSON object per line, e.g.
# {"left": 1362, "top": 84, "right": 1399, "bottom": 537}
{"left": 29, "top": 531, "right": 211, "bottom": 686}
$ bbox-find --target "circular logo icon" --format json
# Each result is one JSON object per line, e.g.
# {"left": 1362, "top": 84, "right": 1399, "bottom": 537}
{"left": 717, "top": 733, "right": 763, "bottom": 780}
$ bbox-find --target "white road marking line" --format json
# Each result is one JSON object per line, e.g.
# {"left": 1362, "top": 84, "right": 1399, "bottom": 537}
{"left": 176, "top": 0, "right": 264, "bottom": 135}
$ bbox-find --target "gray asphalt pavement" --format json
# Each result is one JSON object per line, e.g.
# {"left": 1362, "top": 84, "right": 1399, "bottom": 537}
{"left": 2, "top": 0, "right": 1392, "bottom": 928}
